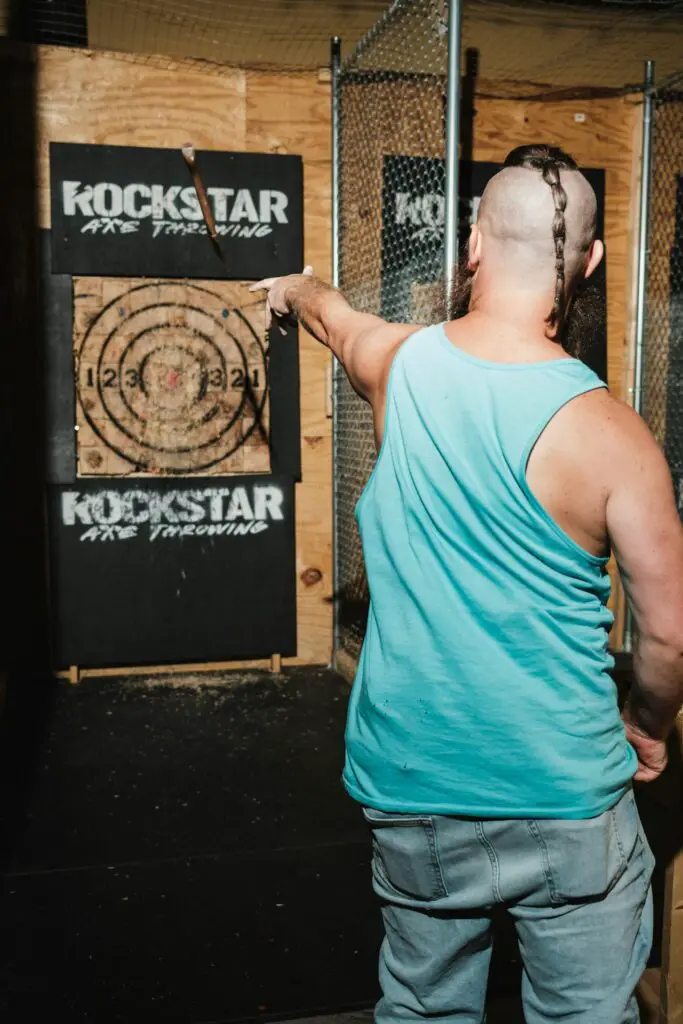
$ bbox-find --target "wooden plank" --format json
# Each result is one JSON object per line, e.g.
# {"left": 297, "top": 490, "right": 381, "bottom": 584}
{"left": 247, "top": 72, "right": 333, "bottom": 666}
{"left": 246, "top": 71, "right": 331, "bottom": 162}
{"left": 54, "top": 654, "right": 324, "bottom": 680}
{"left": 33, "top": 44, "right": 246, "bottom": 230}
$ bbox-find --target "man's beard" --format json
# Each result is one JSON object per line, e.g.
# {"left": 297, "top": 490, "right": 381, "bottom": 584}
{"left": 449, "top": 255, "right": 607, "bottom": 361}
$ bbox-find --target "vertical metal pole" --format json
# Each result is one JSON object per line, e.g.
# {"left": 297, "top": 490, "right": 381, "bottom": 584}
{"left": 633, "top": 59, "right": 655, "bottom": 420}
{"left": 443, "top": 0, "right": 463, "bottom": 320}
{"left": 331, "top": 36, "right": 342, "bottom": 662}
{"left": 331, "top": 37, "right": 342, "bottom": 289}
{"left": 623, "top": 59, "right": 655, "bottom": 654}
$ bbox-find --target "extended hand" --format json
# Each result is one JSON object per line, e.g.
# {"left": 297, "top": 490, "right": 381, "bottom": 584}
{"left": 622, "top": 716, "right": 668, "bottom": 783}
{"left": 250, "top": 266, "right": 313, "bottom": 332}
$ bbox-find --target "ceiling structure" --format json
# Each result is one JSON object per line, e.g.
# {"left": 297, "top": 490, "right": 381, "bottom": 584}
{"left": 1, "top": 1, "right": 681, "bottom": 90}
{"left": 89, "top": 0, "right": 683, "bottom": 90}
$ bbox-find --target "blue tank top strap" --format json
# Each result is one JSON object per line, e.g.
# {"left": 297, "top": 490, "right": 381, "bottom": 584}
{"left": 513, "top": 365, "right": 607, "bottom": 485}
{"left": 419, "top": 324, "right": 608, "bottom": 479}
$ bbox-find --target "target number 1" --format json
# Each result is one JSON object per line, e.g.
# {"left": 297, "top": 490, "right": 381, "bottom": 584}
{"left": 207, "top": 368, "right": 262, "bottom": 390}
{"left": 85, "top": 368, "right": 139, "bottom": 388}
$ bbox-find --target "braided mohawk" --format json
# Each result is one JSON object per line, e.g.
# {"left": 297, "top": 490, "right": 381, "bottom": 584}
{"left": 503, "top": 144, "right": 579, "bottom": 334}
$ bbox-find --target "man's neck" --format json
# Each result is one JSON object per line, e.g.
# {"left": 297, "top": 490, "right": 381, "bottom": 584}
{"left": 467, "top": 280, "right": 558, "bottom": 347}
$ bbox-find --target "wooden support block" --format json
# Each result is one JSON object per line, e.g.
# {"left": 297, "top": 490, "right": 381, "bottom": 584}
{"left": 270, "top": 653, "right": 282, "bottom": 674}
{"left": 68, "top": 665, "right": 80, "bottom": 685}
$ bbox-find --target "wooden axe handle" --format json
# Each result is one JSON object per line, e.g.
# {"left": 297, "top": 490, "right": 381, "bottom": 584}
{"left": 181, "top": 142, "right": 218, "bottom": 241}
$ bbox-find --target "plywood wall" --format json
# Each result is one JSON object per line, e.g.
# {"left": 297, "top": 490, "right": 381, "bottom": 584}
{"left": 25, "top": 44, "right": 333, "bottom": 667}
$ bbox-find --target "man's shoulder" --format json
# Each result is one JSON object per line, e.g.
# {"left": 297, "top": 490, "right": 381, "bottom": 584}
{"left": 580, "top": 390, "right": 651, "bottom": 439}
{"left": 568, "top": 389, "right": 660, "bottom": 467}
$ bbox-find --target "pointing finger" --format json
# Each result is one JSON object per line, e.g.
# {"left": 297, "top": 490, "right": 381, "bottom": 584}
{"left": 249, "top": 277, "right": 277, "bottom": 293}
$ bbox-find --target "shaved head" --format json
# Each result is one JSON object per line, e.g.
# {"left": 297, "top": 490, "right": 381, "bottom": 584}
{"left": 478, "top": 164, "right": 597, "bottom": 281}
{"left": 461, "top": 144, "right": 604, "bottom": 349}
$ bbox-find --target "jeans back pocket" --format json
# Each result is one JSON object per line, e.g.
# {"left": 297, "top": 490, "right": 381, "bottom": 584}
{"left": 363, "top": 808, "right": 448, "bottom": 902}
{"left": 530, "top": 789, "right": 640, "bottom": 905}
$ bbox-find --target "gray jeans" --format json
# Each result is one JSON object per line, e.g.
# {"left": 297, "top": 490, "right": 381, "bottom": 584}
{"left": 363, "top": 787, "right": 654, "bottom": 1023}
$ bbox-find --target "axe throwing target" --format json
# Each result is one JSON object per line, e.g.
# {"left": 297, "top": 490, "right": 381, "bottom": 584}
{"left": 74, "top": 278, "right": 270, "bottom": 476}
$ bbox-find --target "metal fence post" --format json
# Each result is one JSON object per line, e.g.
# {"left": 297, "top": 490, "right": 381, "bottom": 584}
{"left": 623, "top": 58, "right": 655, "bottom": 653}
{"left": 331, "top": 35, "right": 342, "bottom": 662}
{"left": 444, "top": 0, "right": 463, "bottom": 320}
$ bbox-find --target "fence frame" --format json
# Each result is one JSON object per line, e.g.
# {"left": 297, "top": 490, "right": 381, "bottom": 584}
{"left": 624, "top": 58, "right": 656, "bottom": 652}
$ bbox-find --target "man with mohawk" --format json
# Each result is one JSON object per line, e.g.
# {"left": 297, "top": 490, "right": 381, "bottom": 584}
{"left": 253, "top": 145, "right": 683, "bottom": 1023}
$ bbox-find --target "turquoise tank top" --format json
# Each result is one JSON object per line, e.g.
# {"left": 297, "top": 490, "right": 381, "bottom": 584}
{"left": 343, "top": 324, "right": 636, "bottom": 819}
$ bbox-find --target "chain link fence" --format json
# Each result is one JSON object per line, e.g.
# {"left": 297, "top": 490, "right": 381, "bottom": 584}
{"left": 643, "top": 79, "right": 683, "bottom": 503}
{"left": 334, "top": 0, "right": 449, "bottom": 661}
{"left": 333, "top": 0, "right": 683, "bottom": 667}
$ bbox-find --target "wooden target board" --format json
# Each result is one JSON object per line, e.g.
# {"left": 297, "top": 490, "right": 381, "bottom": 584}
{"left": 73, "top": 278, "right": 269, "bottom": 477}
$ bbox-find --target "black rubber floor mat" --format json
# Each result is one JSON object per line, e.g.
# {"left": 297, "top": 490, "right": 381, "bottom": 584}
{"left": 0, "top": 667, "right": 522, "bottom": 1023}
{"left": 0, "top": 670, "right": 362, "bottom": 874}
{"left": 0, "top": 840, "right": 380, "bottom": 1023}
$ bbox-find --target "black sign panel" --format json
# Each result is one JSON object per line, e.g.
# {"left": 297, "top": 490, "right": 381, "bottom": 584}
{"left": 47, "top": 476, "right": 296, "bottom": 667}
{"left": 381, "top": 156, "right": 608, "bottom": 381}
{"left": 50, "top": 143, "right": 303, "bottom": 279}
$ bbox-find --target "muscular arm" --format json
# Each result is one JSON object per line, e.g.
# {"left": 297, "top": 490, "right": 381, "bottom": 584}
{"left": 605, "top": 402, "right": 683, "bottom": 743}
{"left": 253, "top": 272, "right": 418, "bottom": 401}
